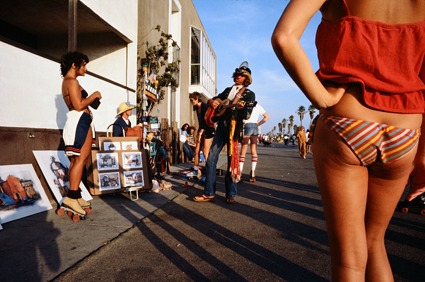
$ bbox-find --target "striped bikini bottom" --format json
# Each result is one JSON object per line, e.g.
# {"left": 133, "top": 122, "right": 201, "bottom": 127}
{"left": 318, "top": 115, "right": 420, "bottom": 166}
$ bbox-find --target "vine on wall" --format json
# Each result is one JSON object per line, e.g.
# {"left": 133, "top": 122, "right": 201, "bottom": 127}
{"left": 137, "top": 25, "right": 180, "bottom": 122}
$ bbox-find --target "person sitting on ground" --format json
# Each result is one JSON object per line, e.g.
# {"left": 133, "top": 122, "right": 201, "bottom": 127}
{"left": 186, "top": 126, "right": 197, "bottom": 161}
{"left": 179, "top": 123, "right": 194, "bottom": 162}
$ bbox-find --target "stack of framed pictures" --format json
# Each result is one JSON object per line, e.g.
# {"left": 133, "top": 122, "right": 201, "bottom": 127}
{"left": 87, "top": 137, "right": 151, "bottom": 198}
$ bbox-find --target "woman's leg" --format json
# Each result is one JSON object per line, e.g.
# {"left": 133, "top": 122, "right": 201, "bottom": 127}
{"left": 194, "top": 137, "right": 201, "bottom": 166}
{"left": 365, "top": 151, "right": 416, "bottom": 281}
{"left": 250, "top": 137, "right": 258, "bottom": 180}
{"left": 203, "top": 137, "right": 213, "bottom": 161}
{"left": 68, "top": 126, "right": 93, "bottom": 192}
{"left": 183, "top": 142, "right": 194, "bottom": 161}
{"left": 313, "top": 119, "right": 370, "bottom": 281}
{"left": 239, "top": 137, "right": 250, "bottom": 172}
{"left": 64, "top": 126, "right": 93, "bottom": 214}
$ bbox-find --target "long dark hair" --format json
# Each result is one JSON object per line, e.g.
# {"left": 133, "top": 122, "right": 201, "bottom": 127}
{"left": 181, "top": 123, "right": 189, "bottom": 130}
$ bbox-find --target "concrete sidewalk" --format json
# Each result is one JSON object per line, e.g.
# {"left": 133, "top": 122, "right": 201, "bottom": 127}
{"left": 1, "top": 144, "right": 425, "bottom": 282}
{"left": 0, "top": 153, "right": 227, "bottom": 282}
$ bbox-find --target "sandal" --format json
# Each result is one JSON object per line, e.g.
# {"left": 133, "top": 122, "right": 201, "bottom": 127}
{"left": 193, "top": 194, "right": 215, "bottom": 202}
{"left": 226, "top": 197, "right": 237, "bottom": 204}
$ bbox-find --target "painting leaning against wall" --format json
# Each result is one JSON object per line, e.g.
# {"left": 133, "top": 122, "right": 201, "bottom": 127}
{"left": 0, "top": 164, "right": 52, "bottom": 225}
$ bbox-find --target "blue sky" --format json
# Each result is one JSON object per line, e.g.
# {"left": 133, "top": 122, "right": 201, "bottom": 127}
{"left": 192, "top": 0, "right": 322, "bottom": 134}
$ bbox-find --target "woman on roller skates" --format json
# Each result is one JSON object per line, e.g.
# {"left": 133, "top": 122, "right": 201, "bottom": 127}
{"left": 60, "top": 51, "right": 102, "bottom": 219}
{"left": 272, "top": 0, "right": 425, "bottom": 280}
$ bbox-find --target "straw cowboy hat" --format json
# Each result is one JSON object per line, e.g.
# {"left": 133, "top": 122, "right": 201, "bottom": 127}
{"left": 117, "top": 102, "right": 136, "bottom": 116}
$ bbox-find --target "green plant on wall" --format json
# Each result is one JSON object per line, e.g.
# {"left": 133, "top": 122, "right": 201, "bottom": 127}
{"left": 137, "top": 25, "right": 180, "bottom": 122}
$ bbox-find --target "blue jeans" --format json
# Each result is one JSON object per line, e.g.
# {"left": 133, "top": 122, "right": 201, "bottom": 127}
{"left": 182, "top": 142, "right": 194, "bottom": 160}
{"left": 243, "top": 123, "right": 259, "bottom": 136}
{"left": 204, "top": 121, "right": 237, "bottom": 198}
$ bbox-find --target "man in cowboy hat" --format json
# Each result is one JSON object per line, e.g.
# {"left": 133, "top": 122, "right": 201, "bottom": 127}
{"left": 193, "top": 61, "right": 256, "bottom": 204}
{"left": 112, "top": 102, "right": 136, "bottom": 137}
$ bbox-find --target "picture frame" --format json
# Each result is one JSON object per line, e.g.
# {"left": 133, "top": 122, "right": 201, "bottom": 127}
{"left": 33, "top": 150, "right": 92, "bottom": 204}
{"left": 123, "top": 170, "right": 144, "bottom": 187}
{"left": 98, "top": 172, "right": 121, "bottom": 191}
{"left": 96, "top": 152, "right": 119, "bottom": 171}
{"left": 121, "top": 141, "right": 138, "bottom": 151}
{"left": 103, "top": 141, "right": 121, "bottom": 151}
{"left": 0, "top": 164, "right": 52, "bottom": 224}
{"left": 122, "top": 152, "right": 143, "bottom": 169}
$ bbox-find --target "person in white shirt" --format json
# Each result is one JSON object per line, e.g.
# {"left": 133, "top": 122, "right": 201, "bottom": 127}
{"left": 239, "top": 103, "right": 269, "bottom": 182}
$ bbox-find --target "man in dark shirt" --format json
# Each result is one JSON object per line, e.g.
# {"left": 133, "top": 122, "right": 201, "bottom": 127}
{"left": 193, "top": 62, "right": 256, "bottom": 204}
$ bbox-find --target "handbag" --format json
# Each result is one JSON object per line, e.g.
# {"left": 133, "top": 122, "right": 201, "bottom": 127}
{"left": 125, "top": 126, "right": 143, "bottom": 139}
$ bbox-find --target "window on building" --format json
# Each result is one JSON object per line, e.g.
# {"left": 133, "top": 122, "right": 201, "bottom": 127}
{"left": 171, "top": 43, "right": 181, "bottom": 87}
{"left": 190, "top": 26, "right": 215, "bottom": 95}
{"left": 191, "top": 27, "right": 201, "bottom": 85}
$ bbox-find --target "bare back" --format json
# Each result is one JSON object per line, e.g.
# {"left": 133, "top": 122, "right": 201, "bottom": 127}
{"left": 323, "top": 0, "right": 425, "bottom": 24}
{"left": 319, "top": 0, "right": 425, "bottom": 129}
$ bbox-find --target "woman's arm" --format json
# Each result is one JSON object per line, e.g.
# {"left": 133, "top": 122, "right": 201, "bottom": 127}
{"left": 67, "top": 79, "right": 101, "bottom": 111}
{"left": 271, "top": 0, "right": 345, "bottom": 109}
{"left": 258, "top": 112, "right": 270, "bottom": 126}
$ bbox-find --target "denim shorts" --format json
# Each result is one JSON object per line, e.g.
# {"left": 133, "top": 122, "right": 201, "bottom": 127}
{"left": 243, "top": 123, "right": 259, "bottom": 136}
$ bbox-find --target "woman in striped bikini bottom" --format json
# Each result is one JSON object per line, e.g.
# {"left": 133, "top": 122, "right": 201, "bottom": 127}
{"left": 319, "top": 115, "right": 420, "bottom": 166}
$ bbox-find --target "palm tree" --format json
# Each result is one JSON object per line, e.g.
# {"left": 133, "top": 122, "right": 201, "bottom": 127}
{"left": 282, "top": 118, "right": 287, "bottom": 135}
{"left": 288, "top": 115, "right": 294, "bottom": 135}
{"left": 296, "top": 105, "right": 306, "bottom": 126}
{"left": 278, "top": 122, "right": 282, "bottom": 134}
{"left": 308, "top": 104, "right": 316, "bottom": 125}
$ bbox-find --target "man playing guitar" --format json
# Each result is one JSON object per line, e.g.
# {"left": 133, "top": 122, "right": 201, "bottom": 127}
{"left": 194, "top": 62, "right": 256, "bottom": 204}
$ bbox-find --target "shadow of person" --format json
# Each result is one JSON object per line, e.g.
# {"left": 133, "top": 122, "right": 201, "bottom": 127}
{"left": 55, "top": 94, "right": 68, "bottom": 131}
{"left": 0, "top": 211, "right": 61, "bottom": 281}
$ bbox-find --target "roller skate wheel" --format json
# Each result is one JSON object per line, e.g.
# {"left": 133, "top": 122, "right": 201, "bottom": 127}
{"left": 421, "top": 209, "right": 425, "bottom": 216}
{"left": 71, "top": 214, "right": 81, "bottom": 223}
{"left": 56, "top": 208, "right": 65, "bottom": 216}
{"left": 401, "top": 207, "right": 409, "bottom": 214}
{"left": 67, "top": 211, "right": 74, "bottom": 217}
{"left": 84, "top": 207, "right": 92, "bottom": 215}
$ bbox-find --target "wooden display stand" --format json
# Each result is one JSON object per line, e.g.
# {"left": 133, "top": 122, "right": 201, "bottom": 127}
{"left": 87, "top": 136, "right": 151, "bottom": 200}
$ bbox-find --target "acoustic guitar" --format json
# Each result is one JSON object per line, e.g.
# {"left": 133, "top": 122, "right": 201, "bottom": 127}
{"left": 204, "top": 98, "right": 257, "bottom": 127}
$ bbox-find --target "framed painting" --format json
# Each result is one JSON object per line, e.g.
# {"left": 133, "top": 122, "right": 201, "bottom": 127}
{"left": 123, "top": 170, "right": 144, "bottom": 187}
{"left": 0, "top": 164, "right": 52, "bottom": 224}
{"left": 96, "top": 152, "right": 119, "bottom": 171}
{"left": 121, "top": 141, "right": 139, "bottom": 151}
{"left": 103, "top": 141, "right": 121, "bottom": 151}
{"left": 98, "top": 172, "right": 121, "bottom": 191}
{"left": 33, "top": 150, "right": 92, "bottom": 204}
{"left": 122, "top": 152, "right": 143, "bottom": 169}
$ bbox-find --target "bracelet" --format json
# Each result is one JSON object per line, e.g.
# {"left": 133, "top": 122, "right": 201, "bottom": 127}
{"left": 236, "top": 94, "right": 242, "bottom": 99}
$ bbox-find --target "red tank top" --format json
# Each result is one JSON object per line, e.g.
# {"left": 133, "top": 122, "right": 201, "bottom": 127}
{"left": 315, "top": 0, "right": 425, "bottom": 113}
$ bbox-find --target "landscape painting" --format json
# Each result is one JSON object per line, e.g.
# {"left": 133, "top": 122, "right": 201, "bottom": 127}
{"left": 0, "top": 164, "right": 52, "bottom": 224}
